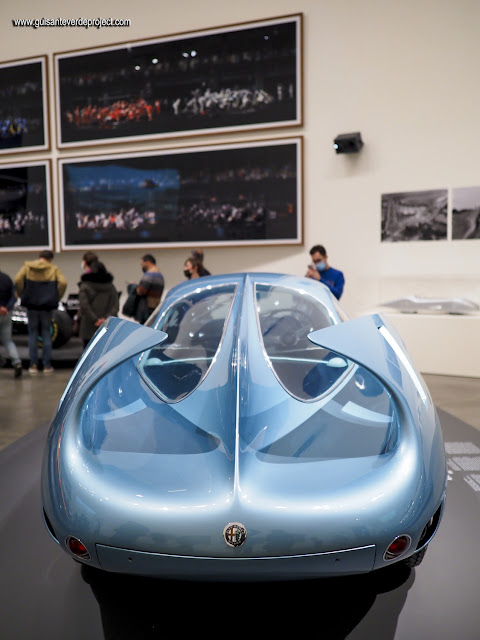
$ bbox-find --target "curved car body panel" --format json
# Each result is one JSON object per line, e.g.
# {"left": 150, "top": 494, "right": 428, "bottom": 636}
{"left": 42, "top": 273, "right": 447, "bottom": 580}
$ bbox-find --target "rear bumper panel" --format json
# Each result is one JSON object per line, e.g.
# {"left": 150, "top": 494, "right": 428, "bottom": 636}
{"left": 96, "top": 543, "right": 376, "bottom": 581}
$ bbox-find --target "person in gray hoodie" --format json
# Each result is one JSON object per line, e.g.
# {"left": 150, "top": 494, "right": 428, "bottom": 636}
{"left": 14, "top": 250, "right": 67, "bottom": 375}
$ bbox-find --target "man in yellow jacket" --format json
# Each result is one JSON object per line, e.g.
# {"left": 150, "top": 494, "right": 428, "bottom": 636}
{"left": 14, "top": 250, "right": 67, "bottom": 375}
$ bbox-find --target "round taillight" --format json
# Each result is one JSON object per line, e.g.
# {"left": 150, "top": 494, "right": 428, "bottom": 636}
{"left": 66, "top": 536, "right": 90, "bottom": 560}
{"left": 384, "top": 534, "right": 411, "bottom": 561}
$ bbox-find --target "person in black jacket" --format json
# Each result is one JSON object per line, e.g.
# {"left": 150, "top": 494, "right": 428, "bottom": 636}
{"left": 183, "top": 257, "right": 209, "bottom": 279}
{"left": 0, "top": 270, "right": 22, "bottom": 378}
{"left": 189, "top": 248, "right": 211, "bottom": 275}
{"left": 78, "top": 261, "right": 119, "bottom": 348}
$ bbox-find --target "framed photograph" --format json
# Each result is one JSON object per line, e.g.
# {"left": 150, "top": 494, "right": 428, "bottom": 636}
{"left": 59, "top": 137, "right": 302, "bottom": 250}
{"left": 54, "top": 14, "right": 302, "bottom": 148}
{"left": 381, "top": 189, "right": 448, "bottom": 242}
{"left": 0, "top": 56, "right": 49, "bottom": 154}
{"left": 452, "top": 186, "right": 480, "bottom": 240}
{"left": 0, "top": 160, "right": 53, "bottom": 251}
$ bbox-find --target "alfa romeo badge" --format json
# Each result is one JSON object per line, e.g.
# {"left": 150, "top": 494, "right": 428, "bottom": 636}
{"left": 223, "top": 522, "right": 247, "bottom": 548}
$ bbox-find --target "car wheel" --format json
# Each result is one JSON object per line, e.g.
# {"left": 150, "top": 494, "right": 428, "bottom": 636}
{"left": 37, "top": 310, "right": 73, "bottom": 349}
{"left": 402, "top": 546, "right": 428, "bottom": 568}
{"left": 51, "top": 310, "right": 73, "bottom": 348}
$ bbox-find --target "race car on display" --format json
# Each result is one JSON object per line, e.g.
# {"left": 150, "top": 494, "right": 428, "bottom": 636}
{"left": 41, "top": 273, "right": 447, "bottom": 580}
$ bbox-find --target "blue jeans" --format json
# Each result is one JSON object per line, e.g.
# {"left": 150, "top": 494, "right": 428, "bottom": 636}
{"left": 0, "top": 312, "right": 21, "bottom": 365}
{"left": 27, "top": 309, "right": 53, "bottom": 367}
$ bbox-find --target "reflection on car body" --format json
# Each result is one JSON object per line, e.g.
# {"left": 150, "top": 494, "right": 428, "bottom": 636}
{"left": 41, "top": 273, "right": 447, "bottom": 581}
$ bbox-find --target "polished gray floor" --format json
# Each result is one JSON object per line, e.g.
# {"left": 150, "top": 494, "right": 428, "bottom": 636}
{"left": 423, "top": 373, "right": 480, "bottom": 432}
{"left": 0, "top": 339, "right": 79, "bottom": 452}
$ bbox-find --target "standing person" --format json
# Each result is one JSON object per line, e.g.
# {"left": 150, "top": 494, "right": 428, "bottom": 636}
{"left": 14, "top": 250, "right": 67, "bottom": 374}
{"left": 136, "top": 254, "right": 165, "bottom": 324}
{"left": 305, "top": 244, "right": 345, "bottom": 300}
{"left": 78, "top": 261, "right": 119, "bottom": 348}
{"left": 189, "top": 248, "right": 211, "bottom": 275}
{"left": 183, "top": 256, "right": 209, "bottom": 279}
{"left": 81, "top": 250, "right": 98, "bottom": 273}
{"left": 75, "top": 251, "right": 99, "bottom": 334}
{"left": 0, "top": 269, "right": 22, "bottom": 378}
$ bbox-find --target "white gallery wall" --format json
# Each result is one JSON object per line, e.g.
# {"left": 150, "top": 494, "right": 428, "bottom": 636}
{"left": 1, "top": 0, "right": 480, "bottom": 374}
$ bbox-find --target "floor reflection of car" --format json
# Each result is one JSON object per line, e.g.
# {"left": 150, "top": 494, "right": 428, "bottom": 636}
{"left": 42, "top": 273, "right": 447, "bottom": 581}
{"left": 12, "top": 297, "right": 74, "bottom": 348}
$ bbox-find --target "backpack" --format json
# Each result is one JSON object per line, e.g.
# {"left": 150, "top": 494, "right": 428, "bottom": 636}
{"left": 121, "top": 283, "right": 139, "bottom": 317}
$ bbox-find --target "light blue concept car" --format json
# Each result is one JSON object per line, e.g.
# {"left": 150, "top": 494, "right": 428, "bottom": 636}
{"left": 41, "top": 273, "right": 447, "bottom": 581}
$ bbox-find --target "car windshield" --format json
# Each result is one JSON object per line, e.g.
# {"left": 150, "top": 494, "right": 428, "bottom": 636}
{"left": 255, "top": 283, "right": 347, "bottom": 400}
{"left": 138, "top": 284, "right": 236, "bottom": 402}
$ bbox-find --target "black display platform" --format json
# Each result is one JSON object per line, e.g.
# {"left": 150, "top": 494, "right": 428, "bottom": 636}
{"left": 0, "top": 408, "right": 479, "bottom": 640}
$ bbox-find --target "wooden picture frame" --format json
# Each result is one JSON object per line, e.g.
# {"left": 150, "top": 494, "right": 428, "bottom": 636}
{"left": 0, "top": 56, "right": 49, "bottom": 155}
{"left": 58, "top": 137, "right": 302, "bottom": 250}
{"left": 54, "top": 14, "right": 302, "bottom": 148}
{"left": 0, "top": 160, "right": 53, "bottom": 251}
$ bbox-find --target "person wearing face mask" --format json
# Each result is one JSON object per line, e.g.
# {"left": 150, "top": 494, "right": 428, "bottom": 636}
{"left": 189, "top": 248, "right": 211, "bottom": 276}
{"left": 183, "top": 257, "right": 208, "bottom": 280}
{"left": 305, "top": 244, "right": 345, "bottom": 300}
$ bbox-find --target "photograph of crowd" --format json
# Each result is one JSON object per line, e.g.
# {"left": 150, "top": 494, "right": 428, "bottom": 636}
{"left": 381, "top": 189, "right": 448, "bottom": 242}
{"left": 0, "top": 162, "right": 52, "bottom": 251}
{"left": 59, "top": 138, "right": 301, "bottom": 249}
{"left": 55, "top": 15, "right": 301, "bottom": 147}
{"left": 0, "top": 57, "right": 49, "bottom": 153}
{"left": 451, "top": 186, "right": 480, "bottom": 240}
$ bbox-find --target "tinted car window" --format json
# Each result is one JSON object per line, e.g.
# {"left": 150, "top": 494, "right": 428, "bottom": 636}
{"left": 139, "top": 284, "right": 236, "bottom": 402}
{"left": 255, "top": 283, "right": 345, "bottom": 401}
{"left": 253, "top": 284, "right": 398, "bottom": 458}
{"left": 255, "top": 363, "right": 399, "bottom": 460}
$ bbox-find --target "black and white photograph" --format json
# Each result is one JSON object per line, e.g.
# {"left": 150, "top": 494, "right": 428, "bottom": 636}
{"left": 451, "top": 186, "right": 480, "bottom": 240}
{"left": 0, "top": 161, "right": 53, "bottom": 251}
{"left": 59, "top": 137, "right": 302, "bottom": 250}
{"left": 381, "top": 189, "right": 448, "bottom": 242}
{"left": 54, "top": 14, "right": 302, "bottom": 149}
{"left": 0, "top": 56, "right": 49, "bottom": 154}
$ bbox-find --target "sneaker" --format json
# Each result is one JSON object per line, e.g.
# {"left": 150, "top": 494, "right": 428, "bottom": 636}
{"left": 28, "top": 365, "right": 39, "bottom": 375}
{"left": 43, "top": 366, "right": 54, "bottom": 374}
{"left": 14, "top": 362, "right": 23, "bottom": 378}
